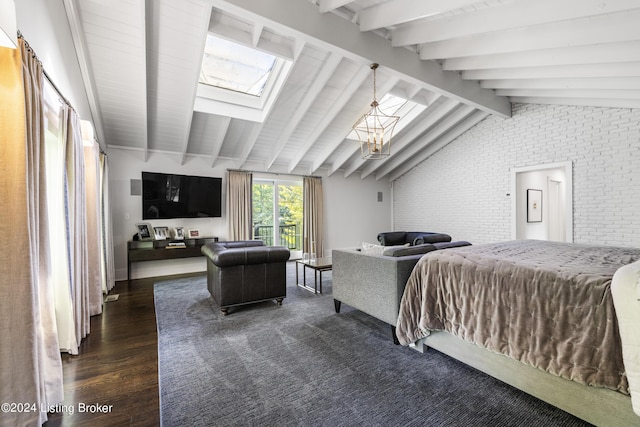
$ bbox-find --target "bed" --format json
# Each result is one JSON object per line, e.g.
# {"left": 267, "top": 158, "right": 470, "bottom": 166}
{"left": 395, "top": 239, "right": 640, "bottom": 426}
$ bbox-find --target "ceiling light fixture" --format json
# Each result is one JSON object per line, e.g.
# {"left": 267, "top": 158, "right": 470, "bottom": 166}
{"left": 352, "top": 63, "right": 399, "bottom": 160}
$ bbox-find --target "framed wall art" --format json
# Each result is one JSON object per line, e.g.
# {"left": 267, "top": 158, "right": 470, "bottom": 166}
{"left": 527, "top": 189, "right": 543, "bottom": 223}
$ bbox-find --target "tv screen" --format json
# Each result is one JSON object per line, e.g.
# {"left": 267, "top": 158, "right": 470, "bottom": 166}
{"left": 142, "top": 172, "right": 222, "bottom": 219}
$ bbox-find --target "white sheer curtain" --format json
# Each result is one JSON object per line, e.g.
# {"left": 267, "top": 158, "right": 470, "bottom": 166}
{"left": 303, "top": 176, "right": 324, "bottom": 258}
{"left": 0, "top": 37, "right": 63, "bottom": 426}
{"left": 43, "top": 81, "right": 77, "bottom": 355}
{"left": 227, "top": 170, "right": 253, "bottom": 241}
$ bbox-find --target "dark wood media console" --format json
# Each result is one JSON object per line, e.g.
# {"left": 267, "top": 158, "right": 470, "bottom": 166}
{"left": 127, "top": 237, "right": 218, "bottom": 280}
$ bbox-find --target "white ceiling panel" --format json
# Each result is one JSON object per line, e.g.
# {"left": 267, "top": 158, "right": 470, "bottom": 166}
{"left": 74, "top": 0, "right": 147, "bottom": 151}
{"left": 66, "top": 0, "right": 640, "bottom": 181}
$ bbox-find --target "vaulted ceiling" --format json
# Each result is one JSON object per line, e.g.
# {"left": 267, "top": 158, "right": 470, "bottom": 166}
{"left": 63, "top": 0, "right": 640, "bottom": 181}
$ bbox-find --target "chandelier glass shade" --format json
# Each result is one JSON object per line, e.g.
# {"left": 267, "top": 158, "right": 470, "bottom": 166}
{"left": 353, "top": 63, "right": 399, "bottom": 160}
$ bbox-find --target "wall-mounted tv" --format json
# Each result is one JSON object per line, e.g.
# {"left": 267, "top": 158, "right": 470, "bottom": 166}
{"left": 142, "top": 171, "right": 222, "bottom": 219}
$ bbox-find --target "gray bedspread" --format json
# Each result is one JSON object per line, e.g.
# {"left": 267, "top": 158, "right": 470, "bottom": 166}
{"left": 396, "top": 240, "right": 640, "bottom": 394}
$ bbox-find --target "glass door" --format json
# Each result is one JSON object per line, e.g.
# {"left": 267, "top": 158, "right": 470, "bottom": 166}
{"left": 252, "top": 179, "right": 303, "bottom": 259}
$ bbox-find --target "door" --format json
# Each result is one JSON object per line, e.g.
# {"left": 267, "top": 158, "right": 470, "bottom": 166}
{"left": 252, "top": 179, "right": 303, "bottom": 259}
{"left": 511, "top": 162, "right": 573, "bottom": 242}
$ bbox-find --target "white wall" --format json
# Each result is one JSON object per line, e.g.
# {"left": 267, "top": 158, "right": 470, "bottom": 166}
{"left": 109, "top": 147, "right": 392, "bottom": 280}
{"left": 394, "top": 103, "right": 640, "bottom": 248}
{"left": 323, "top": 173, "right": 392, "bottom": 251}
{"left": 15, "top": 0, "right": 92, "bottom": 120}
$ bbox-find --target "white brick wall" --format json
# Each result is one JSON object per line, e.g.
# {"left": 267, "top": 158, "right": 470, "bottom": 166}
{"left": 393, "top": 103, "right": 640, "bottom": 247}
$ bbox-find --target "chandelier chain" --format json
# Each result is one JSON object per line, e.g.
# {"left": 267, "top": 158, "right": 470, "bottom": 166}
{"left": 372, "top": 64, "right": 377, "bottom": 103}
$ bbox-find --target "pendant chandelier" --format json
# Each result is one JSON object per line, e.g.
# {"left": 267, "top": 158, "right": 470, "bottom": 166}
{"left": 353, "top": 63, "right": 399, "bottom": 160}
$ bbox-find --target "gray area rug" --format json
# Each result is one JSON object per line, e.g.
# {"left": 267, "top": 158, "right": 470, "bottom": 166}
{"left": 155, "top": 263, "right": 590, "bottom": 427}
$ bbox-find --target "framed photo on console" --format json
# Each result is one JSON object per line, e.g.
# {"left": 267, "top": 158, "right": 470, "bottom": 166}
{"left": 136, "top": 223, "right": 154, "bottom": 241}
{"left": 154, "top": 226, "right": 169, "bottom": 240}
{"left": 187, "top": 229, "right": 200, "bottom": 238}
{"left": 173, "top": 227, "right": 185, "bottom": 240}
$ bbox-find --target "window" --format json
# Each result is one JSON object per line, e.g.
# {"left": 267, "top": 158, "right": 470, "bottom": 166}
{"left": 195, "top": 33, "right": 293, "bottom": 122}
{"left": 200, "top": 34, "right": 277, "bottom": 97}
{"left": 252, "top": 179, "right": 303, "bottom": 258}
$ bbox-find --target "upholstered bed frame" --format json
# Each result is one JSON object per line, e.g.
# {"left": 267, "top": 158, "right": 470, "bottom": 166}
{"left": 413, "top": 332, "right": 636, "bottom": 426}
{"left": 407, "top": 250, "right": 640, "bottom": 427}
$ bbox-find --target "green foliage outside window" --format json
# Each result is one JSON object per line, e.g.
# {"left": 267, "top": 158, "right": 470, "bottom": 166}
{"left": 252, "top": 183, "right": 274, "bottom": 228}
{"left": 252, "top": 182, "right": 302, "bottom": 249}
{"left": 277, "top": 184, "right": 302, "bottom": 226}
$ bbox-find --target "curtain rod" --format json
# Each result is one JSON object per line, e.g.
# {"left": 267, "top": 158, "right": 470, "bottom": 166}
{"left": 43, "top": 69, "right": 107, "bottom": 157}
{"left": 18, "top": 32, "right": 71, "bottom": 108}
{"left": 227, "top": 168, "right": 322, "bottom": 180}
{"left": 19, "top": 32, "right": 107, "bottom": 157}
{"left": 43, "top": 70, "right": 70, "bottom": 108}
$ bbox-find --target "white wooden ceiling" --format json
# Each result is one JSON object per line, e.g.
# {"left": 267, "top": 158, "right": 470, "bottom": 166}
{"left": 64, "top": 0, "right": 640, "bottom": 181}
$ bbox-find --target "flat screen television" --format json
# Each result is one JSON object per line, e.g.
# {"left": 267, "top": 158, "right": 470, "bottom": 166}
{"left": 142, "top": 171, "right": 222, "bottom": 219}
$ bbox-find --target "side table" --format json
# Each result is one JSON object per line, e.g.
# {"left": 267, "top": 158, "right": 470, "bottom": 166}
{"left": 295, "top": 257, "right": 332, "bottom": 294}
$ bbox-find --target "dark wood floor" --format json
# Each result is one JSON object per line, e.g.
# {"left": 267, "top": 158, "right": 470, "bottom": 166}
{"left": 44, "top": 272, "right": 204, "bottom": 427}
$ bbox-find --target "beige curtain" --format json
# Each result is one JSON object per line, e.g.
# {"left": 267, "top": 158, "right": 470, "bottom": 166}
{"left": 0, "top": 39, "right": 63, "bottom": 426}
{"left": 64, "top": 104, "right": 93, "bottom": 345}
{"left": 83, "top": 134, "right": 104, "bottom": 315}
{"left": 303, "top": 176, "right": 324, "bottom": 258}
{"left": 227, "top": 170, "right": 253, "bottom": 240}
{"left": 22, "top": 38, "right": 65, "bottom": 415}
{"left": 100, "top": 152, "right": 116, "bottom": 292}
{"left": 81, "top": 121, "right": 115, "bottom": 295}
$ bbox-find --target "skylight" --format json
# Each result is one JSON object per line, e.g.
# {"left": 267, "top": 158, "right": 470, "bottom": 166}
{"left": 195, "top": 32, "right": 294, "bottom": 123}
{"left": 199, "top": 34, "right": 277, "bottom": 97}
